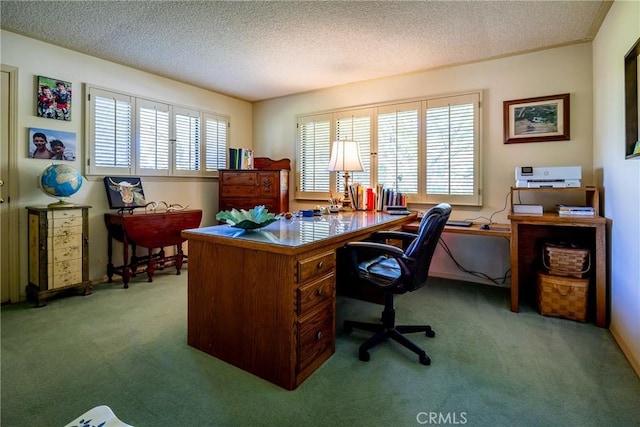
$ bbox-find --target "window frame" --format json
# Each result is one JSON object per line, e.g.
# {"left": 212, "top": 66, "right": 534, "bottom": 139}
{"left": 86, "top": 85, "right": 228, "bottom": 178}
{"left": 295, "top": 90, "right": 482, "bottom": 207}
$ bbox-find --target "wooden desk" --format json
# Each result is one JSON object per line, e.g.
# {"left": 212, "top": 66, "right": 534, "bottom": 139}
{"left": 404, "top": 221, "right": 511, "bottom": 238}
{"left": 104, "top": 210, "right": 202, "bottom": 288}
{"left": 182, "top": 212, "right": 416, "bottom": 390}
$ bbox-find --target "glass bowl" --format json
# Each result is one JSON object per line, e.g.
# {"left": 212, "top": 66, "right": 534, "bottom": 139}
{"left": 216, "top": 205, "right": 279, "bottom": 230}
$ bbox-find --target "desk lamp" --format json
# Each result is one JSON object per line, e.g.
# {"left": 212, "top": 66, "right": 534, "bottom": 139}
{"left": 327, "top": 139, "right": 364, "bottom": 211}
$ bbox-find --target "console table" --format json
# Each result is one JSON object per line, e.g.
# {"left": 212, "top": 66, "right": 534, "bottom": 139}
{"left": 182, "top": 212, "right": 415, "bottom": 390}
{"left": 104, "top": 210, "right": 202, "bottom": 288}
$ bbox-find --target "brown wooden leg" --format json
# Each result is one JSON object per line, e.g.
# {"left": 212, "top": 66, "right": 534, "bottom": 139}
{"left": 122, "top": 236, "right": 130, "bottom": 289}
{"left": 175, "top": 244, "right": 184, "bottom": 275}
{"left": 106, "top": 229, "right": 114, "bottom": 283}
{"left": 147, "top": 248, "right": 155, "bottom": 282}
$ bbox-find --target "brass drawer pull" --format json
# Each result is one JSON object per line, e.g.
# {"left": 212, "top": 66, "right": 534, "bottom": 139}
{"left": 315, "top": 289, "right": 324, "bottom": 297}
{"left": 317, "top": 261, "right": 324, "bottom": 269}
{"left": 316, "top": 331, "right": 323, "bottom": 340}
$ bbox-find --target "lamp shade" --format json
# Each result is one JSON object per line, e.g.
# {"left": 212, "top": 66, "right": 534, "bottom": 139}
{"left": 327, "top": 139, "right": 364, "bottom": 172}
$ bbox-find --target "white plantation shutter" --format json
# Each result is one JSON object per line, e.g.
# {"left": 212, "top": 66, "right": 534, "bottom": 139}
{"left": 377, "top": 103, "right": 420, "bottom": 194}
{"left": 137, "top": 99, "right": 170, "bottom": 175}
{"left": 295, "top": 92, "right": 481, "bottom": 206}
{"left": 88, "top": 88, "right": 133, "bottom": 175}
{"left": 87, "top": 85, "right": 226, "bottom": 178}
{"left": 204, "top": 114, "right": 228, "bottom": 171}
{"left": 297, "top": 114, "right": 331, "bottom": 198}
{"left": 174, "top": 108, "right": 200, "bottom": 174}
{"left": 425, "top": 93, "right": 480, "bottom": 205}
{"left": 335, "top": 110, "right": 372, "bottom": 192}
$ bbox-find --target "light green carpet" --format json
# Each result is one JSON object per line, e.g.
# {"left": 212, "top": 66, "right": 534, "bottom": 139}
{"left": 2, "top": 271, "right": 639, "bottom": 426}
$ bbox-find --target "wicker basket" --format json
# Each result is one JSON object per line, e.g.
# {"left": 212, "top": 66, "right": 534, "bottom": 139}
{"left": 542, "top": 241, "right": 590, "bottom": 278}
{"left": 537, "top": 271, "right": 588, "bottom": 322}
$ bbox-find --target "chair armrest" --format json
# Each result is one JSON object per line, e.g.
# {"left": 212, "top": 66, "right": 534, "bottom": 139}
{"left": 345, "top": 241, "right": 406, "bottom": 257}
{"left": 369, "top": 231, "right": 417, "bottom": 249}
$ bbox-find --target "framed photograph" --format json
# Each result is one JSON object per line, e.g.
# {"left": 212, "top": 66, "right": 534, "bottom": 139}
{"left": 503, "top": 93, "right": 570, "bottom": 144}
{"left": 37, "top": 76, "right": 71, "bottom": 121}
{"left": 28, "top": 127, "right": 76, "bottom": 161}
{"left": 103, "top": 177, "right": 147, "bottom": 210}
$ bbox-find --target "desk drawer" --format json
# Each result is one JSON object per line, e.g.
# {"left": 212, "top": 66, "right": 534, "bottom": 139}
{"left": 297, "top": 274, "right": 334, "bottom": 317}
{"left": 297, "top": 303, "right": 334, "bottom": 374}
{"left": 297, "top": 251, "right": 335, "bottom": 283}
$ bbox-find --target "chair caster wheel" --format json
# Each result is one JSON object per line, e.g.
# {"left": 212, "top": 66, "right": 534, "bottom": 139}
{"left": 359, "top": 350, "right": 370, "bottom": 362}
{"left": 419, "top": 354, "right": 431, "bottom": 365}
{"left": 425, "top": 329, "right": 435, "bottom": 338}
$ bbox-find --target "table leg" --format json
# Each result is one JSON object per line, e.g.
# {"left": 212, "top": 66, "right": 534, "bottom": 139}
{"left": 510, "top": 222, "right": 520, "bottom": 312}
{"left": 106, "top": 229, "right": 114, "bottom": 283}
{"left": 147, "top": 248, "right": 155, "bottom": 282}
{"left": 122, "top": 235, "right": 130, "bottom": 289}
{"left": 175, "top": 243, "right": 184, "bottom": 275}
{"left": 595, "top": 223, "right": 607, "bottom": 327}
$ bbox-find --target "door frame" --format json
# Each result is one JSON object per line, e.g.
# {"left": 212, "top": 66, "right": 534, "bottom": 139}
{"left": 1, "top": 64, "right": 21, "bottom": 303}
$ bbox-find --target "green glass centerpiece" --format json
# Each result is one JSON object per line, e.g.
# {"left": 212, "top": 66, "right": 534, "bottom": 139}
{"left": 216, "top": 205, "right": 279, "bottom": 230}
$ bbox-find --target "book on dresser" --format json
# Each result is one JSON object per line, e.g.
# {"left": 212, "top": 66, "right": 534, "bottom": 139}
{"left": 557, "top": 205, "right": 595, "bottom": 216}
{"left": 218, "top": 157, "right": 290, "bottom": 214}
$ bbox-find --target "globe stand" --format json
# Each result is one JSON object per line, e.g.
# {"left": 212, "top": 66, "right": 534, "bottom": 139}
{"left": 48, "top": 199, "right": 76, "bottom": 208}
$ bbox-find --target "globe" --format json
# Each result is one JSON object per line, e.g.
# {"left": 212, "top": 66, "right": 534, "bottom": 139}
{"left": 40, "top": 164, "right": 83, "bottom": 207}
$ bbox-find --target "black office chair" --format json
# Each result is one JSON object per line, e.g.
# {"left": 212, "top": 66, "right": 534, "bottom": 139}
{"left": 342, "top": 203, "right": 451, "bottom": 365}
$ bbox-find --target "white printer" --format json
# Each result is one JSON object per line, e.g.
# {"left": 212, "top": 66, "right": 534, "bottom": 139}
{"left": 515, "top": 166, "right": 581, "bottom": 188}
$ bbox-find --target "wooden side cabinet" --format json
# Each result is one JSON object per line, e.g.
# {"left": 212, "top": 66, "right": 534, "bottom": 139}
{"left": 508, "top": 187, "right": 608, "bottom": 327}
{"left": 218, "top": 169, "right": 289, "bottom": 213}
{"left": 26, "top": 205, "right": 92, "bottom": 306}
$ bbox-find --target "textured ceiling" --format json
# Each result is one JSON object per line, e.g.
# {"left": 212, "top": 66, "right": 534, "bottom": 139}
{"left": 0, "top": 1, "right": 611, "bottom": 102}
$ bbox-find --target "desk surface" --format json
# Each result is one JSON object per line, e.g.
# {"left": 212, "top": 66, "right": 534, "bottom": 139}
{"left": 404, "top": 221, "right": 511, "bottom": 238}
{"left": 183, "top": 211, "right": 416, "bottom": 253}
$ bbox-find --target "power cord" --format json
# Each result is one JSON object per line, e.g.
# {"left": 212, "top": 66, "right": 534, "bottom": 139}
{"left": 437, "top": 237, "right": 511, "bottom": 285}
{"left": 461, "top": 190, "right": 511, "bottom": 225}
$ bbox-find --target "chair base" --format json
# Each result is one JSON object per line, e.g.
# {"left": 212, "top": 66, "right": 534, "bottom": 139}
{"left": 344, "top": 316, "right": 435, "bottom": 365}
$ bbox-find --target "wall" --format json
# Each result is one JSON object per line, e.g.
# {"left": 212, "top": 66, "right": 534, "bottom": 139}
{"left": 253, "top": 43, "right": 594, "bottom": 285}
{"left": 1, "top": 31, "right": 253, "bottom": 300}
{"left": 592, "top": 0, "right": 640, "bottom": 374}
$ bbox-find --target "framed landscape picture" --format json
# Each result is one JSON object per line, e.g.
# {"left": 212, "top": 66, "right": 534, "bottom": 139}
{"left": 37, "top": 76, "right": 71, "bottom": 121}
{"left": 503, "top": 93, "right": 570, "bottom": 144}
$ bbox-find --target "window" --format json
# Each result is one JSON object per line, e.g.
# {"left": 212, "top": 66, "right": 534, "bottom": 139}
{"left": 424, "top": 93, "right": 480, "bottom": 205}
{"left": 377, "top": 103, "right": 420, "bottom": 194}
{"left": 87, "top": 86, "right": 228, "bottom": 177}
{"left": 296, "top": 91, "right": 482, "bottom": 206}
{"left": 297, "top": 114, "right": 331, "bottom": 198}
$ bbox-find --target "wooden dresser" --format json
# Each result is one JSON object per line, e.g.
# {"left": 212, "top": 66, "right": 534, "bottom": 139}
{"left": 218, "top": 157, "right": 289, "bottom": 213}
{"left": 26, "top": 205, "right": 92, "bottom": 306}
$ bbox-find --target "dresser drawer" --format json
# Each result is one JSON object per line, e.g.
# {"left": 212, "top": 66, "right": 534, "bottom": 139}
{"left": 222, "top": 172, "right": 258, "bottom": 186}
{"left": 297, "top": 251, "right": 335, "bottom": 283}
{"left": 297, "top": 274, "right": 335, "bottom": 317}
{"left": 297, "top": 303, "right": 334, "bottom": 374}
{"left": 221, "top": 185, "right": 258, "bottom": 197}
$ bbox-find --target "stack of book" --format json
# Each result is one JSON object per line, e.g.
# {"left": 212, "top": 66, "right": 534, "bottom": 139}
{"left": 228, "top": 148, "right": 254, "bottom": 169}
{"left": 557, "top": 205, "right": 595, "bottom": 216}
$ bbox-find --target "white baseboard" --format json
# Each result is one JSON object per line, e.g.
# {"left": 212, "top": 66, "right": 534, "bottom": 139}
{"left": 610, "top": 327, "right": 640, "bottom": 379}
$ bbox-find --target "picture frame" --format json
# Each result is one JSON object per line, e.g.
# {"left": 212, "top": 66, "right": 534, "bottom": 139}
{"left": 103, "top": 176, "right": 147, "bottom": 211}
{"left": 503, "top": 93, "right": 570, "bottom": 144}
{"left": 36, "top": 76, "right": 72, "bottom": 121}
{"left": 28, "top": 127, "right": 77, "bottom": 161}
